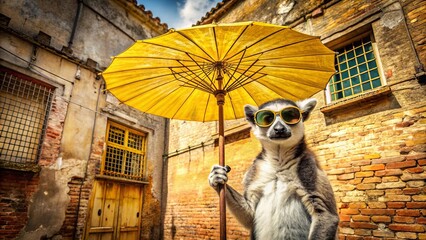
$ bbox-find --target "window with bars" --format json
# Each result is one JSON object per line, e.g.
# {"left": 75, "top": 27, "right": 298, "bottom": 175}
{"left": 102, "top": 121, "right": 147, "bottom": 181}
{"left": 328, "top": 34, "right": 384, "bottom": 101}
{"left": 0, "top": 69, "right": 54, "bottom": 169}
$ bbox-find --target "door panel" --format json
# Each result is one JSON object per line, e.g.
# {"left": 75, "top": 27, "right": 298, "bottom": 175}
{"left": 85, "top": 180, "right": 143, "bottom": 240}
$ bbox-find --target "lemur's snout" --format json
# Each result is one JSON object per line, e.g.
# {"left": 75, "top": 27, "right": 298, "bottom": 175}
{"left": 272, "top": 122, "right": 291, "bottom": 138}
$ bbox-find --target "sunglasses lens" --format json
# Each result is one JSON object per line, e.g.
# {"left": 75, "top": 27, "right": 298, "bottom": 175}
{"left": 281, "top": 108, "right": 301, "bottom": 124}
{"left": 255, "top": 111, "right": 275, "bottom": 127}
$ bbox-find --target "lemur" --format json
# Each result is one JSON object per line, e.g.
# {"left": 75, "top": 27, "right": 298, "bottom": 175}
{"left": 209, "top": 98, "right": 339, "bottom": 240}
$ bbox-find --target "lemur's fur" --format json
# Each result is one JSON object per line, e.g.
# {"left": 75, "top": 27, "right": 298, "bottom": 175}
{"left": 209, "top": 98, "right": 339, "bottom": 240}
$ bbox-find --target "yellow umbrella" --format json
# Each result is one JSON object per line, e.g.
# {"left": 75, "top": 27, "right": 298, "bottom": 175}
{"left": 102, "top": 21, "right": 335, "bottom": 239}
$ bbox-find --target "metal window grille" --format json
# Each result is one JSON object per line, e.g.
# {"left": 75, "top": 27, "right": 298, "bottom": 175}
{"left": 103, "top": 121, "right": 147, "bottom": 181}
{"left": 0, "top": 70, "right": 53, "bottom": 168}
{"left": 329, "top": 35, "right": 383, "bottom": 101}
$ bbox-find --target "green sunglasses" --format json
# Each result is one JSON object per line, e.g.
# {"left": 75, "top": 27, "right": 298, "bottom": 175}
{"left": 254, "top": 106, "right": 303, "bottom": 127}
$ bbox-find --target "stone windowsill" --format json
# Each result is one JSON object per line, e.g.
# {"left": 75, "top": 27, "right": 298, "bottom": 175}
{"left": 320, "top": 86, "right": 392, "bottom": 114}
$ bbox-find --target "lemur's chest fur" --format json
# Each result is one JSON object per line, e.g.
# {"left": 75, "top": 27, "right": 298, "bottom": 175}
{"left": 245, "top": 153, "right": 312, "bottom": 239}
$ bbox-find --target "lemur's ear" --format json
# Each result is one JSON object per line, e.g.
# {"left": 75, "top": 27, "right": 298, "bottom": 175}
{"left": 297, "top": 98, "right": 317, "bottom": 121}
{"left": 244, "top": 104, "right": 258, "bottom": 125}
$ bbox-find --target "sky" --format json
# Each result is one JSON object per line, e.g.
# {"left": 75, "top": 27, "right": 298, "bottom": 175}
{"left": 137, "top": 0, "right": 222, "bottom": 29}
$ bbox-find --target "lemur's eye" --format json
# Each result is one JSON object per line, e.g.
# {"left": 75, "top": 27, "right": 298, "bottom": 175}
{"left": 254, "top": 110, "right": 275, "bottom": 127}
{"left": 281, "top": 107, "right": 302, "bottom": 125}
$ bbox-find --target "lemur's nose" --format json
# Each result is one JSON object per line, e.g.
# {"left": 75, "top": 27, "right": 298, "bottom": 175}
{"left": 273, "top": 122, "right": 286, "bottom": 134}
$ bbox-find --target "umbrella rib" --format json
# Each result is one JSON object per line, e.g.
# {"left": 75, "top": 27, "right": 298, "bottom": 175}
{"left": 222, "top": 25, "right": 250, "bottom": 60}
{"left": 116, "top": 78, "right": 178, "bottom": 103}
{"left": 213, "top": 27, "right": 219, "bottom": 60}
{"left": 176, "top": 32, "right": 216, "bottom": 62}
{"left": 227, "top": 67, "right": 328, "bottom": 91}
{"left": 184, "top": 53, "right": 217, "bottom": 91}
{"left": 236, "top": 64, "right": 335, "bottom": 73}
{"left": 226, "top": 93, "right": 238, "bottom": 120}
{"left": 240, "top": 84, "right": 262, "bottom": 107}
{"left": 140, "top": 74, "right": 204, "bottom": 117}
{"left": 227, "top": 36, "right": 319, "bottom": 62}
{"left": 224, "top": 28, "right": 286, "bottom": 62}
{"left": 227, "top": 71, "right": 266, "bottom": 92}
{"left": 170, "top": 87, "right": 197, "bottom": 119}
{"left": 223, "top": 47, "right": 247, "bottom": 90}
{"left": 225, "top": 59, "right": 264, "bottom": 91}
{"left": 236, "top": 52, "right": 334, "bottom": 61}
{"left": 170, "top": 68, "right": 214, "bottom": 93}
{"left": 103, "top": 64, "right": 200, "bottom": 75}
{"left": 202, "top": 94, "right": 211, "bottom": 122}
{"left": 106, "top": 73, "right": 175, "bottom": 91}
{"left": 142, "top": 86, "right": 185, "bottom": 116}
{"left": 141, "top": 41, "right": 213, "bottom": 63}
{"left": 174, "top": 59, "right": 215, "bottom": 92}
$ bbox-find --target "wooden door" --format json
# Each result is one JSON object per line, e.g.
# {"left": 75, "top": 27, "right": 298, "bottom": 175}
{"left": 85, "top": 180, "right": 143, "bottom": 240}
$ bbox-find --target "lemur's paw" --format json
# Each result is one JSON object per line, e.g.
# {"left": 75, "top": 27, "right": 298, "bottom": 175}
{"left": 208, "top": 165, "right": 231, "bottom": 189}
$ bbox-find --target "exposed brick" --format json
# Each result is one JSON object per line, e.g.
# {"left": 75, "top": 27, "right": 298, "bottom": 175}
{"left": 364, "top": 153, "right": 381, "bottom": 160}
{"left": 394, "top": 216, "right": 415, "bottom": 223}
{"left": 395, "top": 232, "right": 419, "bottom": 239}
{"left": 372, "top": 156, "right": 405, "bottom": 164}
{"left": 375, "top": 169, "right": 403, "bottom": 177}
{"left": 357, "top": 183, "right": 376, "bottom": 190}
{"left": 340, "top": 214, "right": 351, "bottom": 222}
{"left": 360, "top": 209, "right": 395, "bottom": 216}
{"left": 372, "top": 229, "right": 395, "bottom": 238}
{"left": 340, "top": 227, "right": 354, "bottom": 234}
{"left": 366, "top": 190, "right": 385, "bottom": 196}
{"left": 401, "top": 172, "right": 426, "bottom": 181}
{"left": 382, "top": 176, "right": 399, "bottom": 182}
{"left": 407, "top": 167, "right": 424, "bottom": 173}
{"left": 354, "top": 229, "right": 372, "bottom": 236}
{"left": 386, "top": 160, "right": 417, "bottom": 169}
{"left": 371, "top": 215, "right": 391, "bottom": 223}
{"left": 387, "top": 202, "right": 406, "bottom": 209}
{"left": 418, "top": 217, "right": 426, "bottom": 224}
{"left": 407, "top": 180, "right": 425, "bottom": 187}
{"left": 349, "top": 202, "right": 367, "bottom": 209}
{"left": 376, "top": 181, "right": 406, "bottom": 189}
{"left": 407, "top": 202, "right": 426, "bottom": 209}
{"left": 341, "top": 208, "right": 359, "bottom": 215}
{"left": 363, "top": 177, "right": 382, "bottom": 183}
{"left": 361, "top": 164, "right": 385, "bottom": 171}
{"left": 389, "top": 224, "right": 425, "bottom": 232}
{"left": 338, "top": 173, "right": 355, "bottom": 180}
{"left": 412, "top": 195, "right": 426, "bottom": 201}
{"left": 352, "top": 215, "right": 370, "bottom": 222}
{"left": 355, "top": 171, "right": 374, "bottom": 178}
{"left": 404, "top": 188, "right": 423, "bottom": 195}
{"left": 350, "top": 222, "right": 378, "bottom": 229}
{"left": 367, "top": 202, "right": 386, "bottom": 209}
{"left": 379, "top": 194, "right": 411, "bottom": 202}
{"left": 397, "top": 209, "right": 421, "bottom": 217}
{"left": 406, "top": 153, "right": 426, "bottom": 161}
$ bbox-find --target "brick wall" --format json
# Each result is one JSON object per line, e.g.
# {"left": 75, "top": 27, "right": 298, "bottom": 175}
{"left": 164, "top": 0, "right": 426, "bottom": 239}
{"left": 307, "top": 100, "right": 426, "bottom": 239}
{"left": 0, "top": 170, "right": 39, "bottom": 240}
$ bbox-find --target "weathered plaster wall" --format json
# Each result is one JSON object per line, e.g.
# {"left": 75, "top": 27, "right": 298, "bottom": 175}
{"left": 0, "top": 0, "right": 168, "bottom": 239}
{"left": 165, "top": 0, "right": 426, "bottom": 239}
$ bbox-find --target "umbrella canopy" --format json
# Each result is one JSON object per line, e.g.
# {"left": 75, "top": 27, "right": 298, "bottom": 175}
{"left": 102, "top": 21, "right": 335, "bottom": 240}
{"left": 103, "top": 21, "right": 335, "bottom": 122}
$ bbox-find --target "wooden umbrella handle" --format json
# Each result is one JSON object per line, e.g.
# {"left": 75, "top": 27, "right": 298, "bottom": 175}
{"left": 217, "top": 90, "right": 227, "bottom": 240}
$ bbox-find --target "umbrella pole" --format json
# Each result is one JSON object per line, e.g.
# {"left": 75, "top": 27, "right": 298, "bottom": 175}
{"left": 215, "top": 87, "right": 227, "bottom": 240}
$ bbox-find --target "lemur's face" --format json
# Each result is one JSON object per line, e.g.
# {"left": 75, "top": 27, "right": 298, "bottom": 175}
{"left": 244, "top": 98, "right": 317, "bottom": 146}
